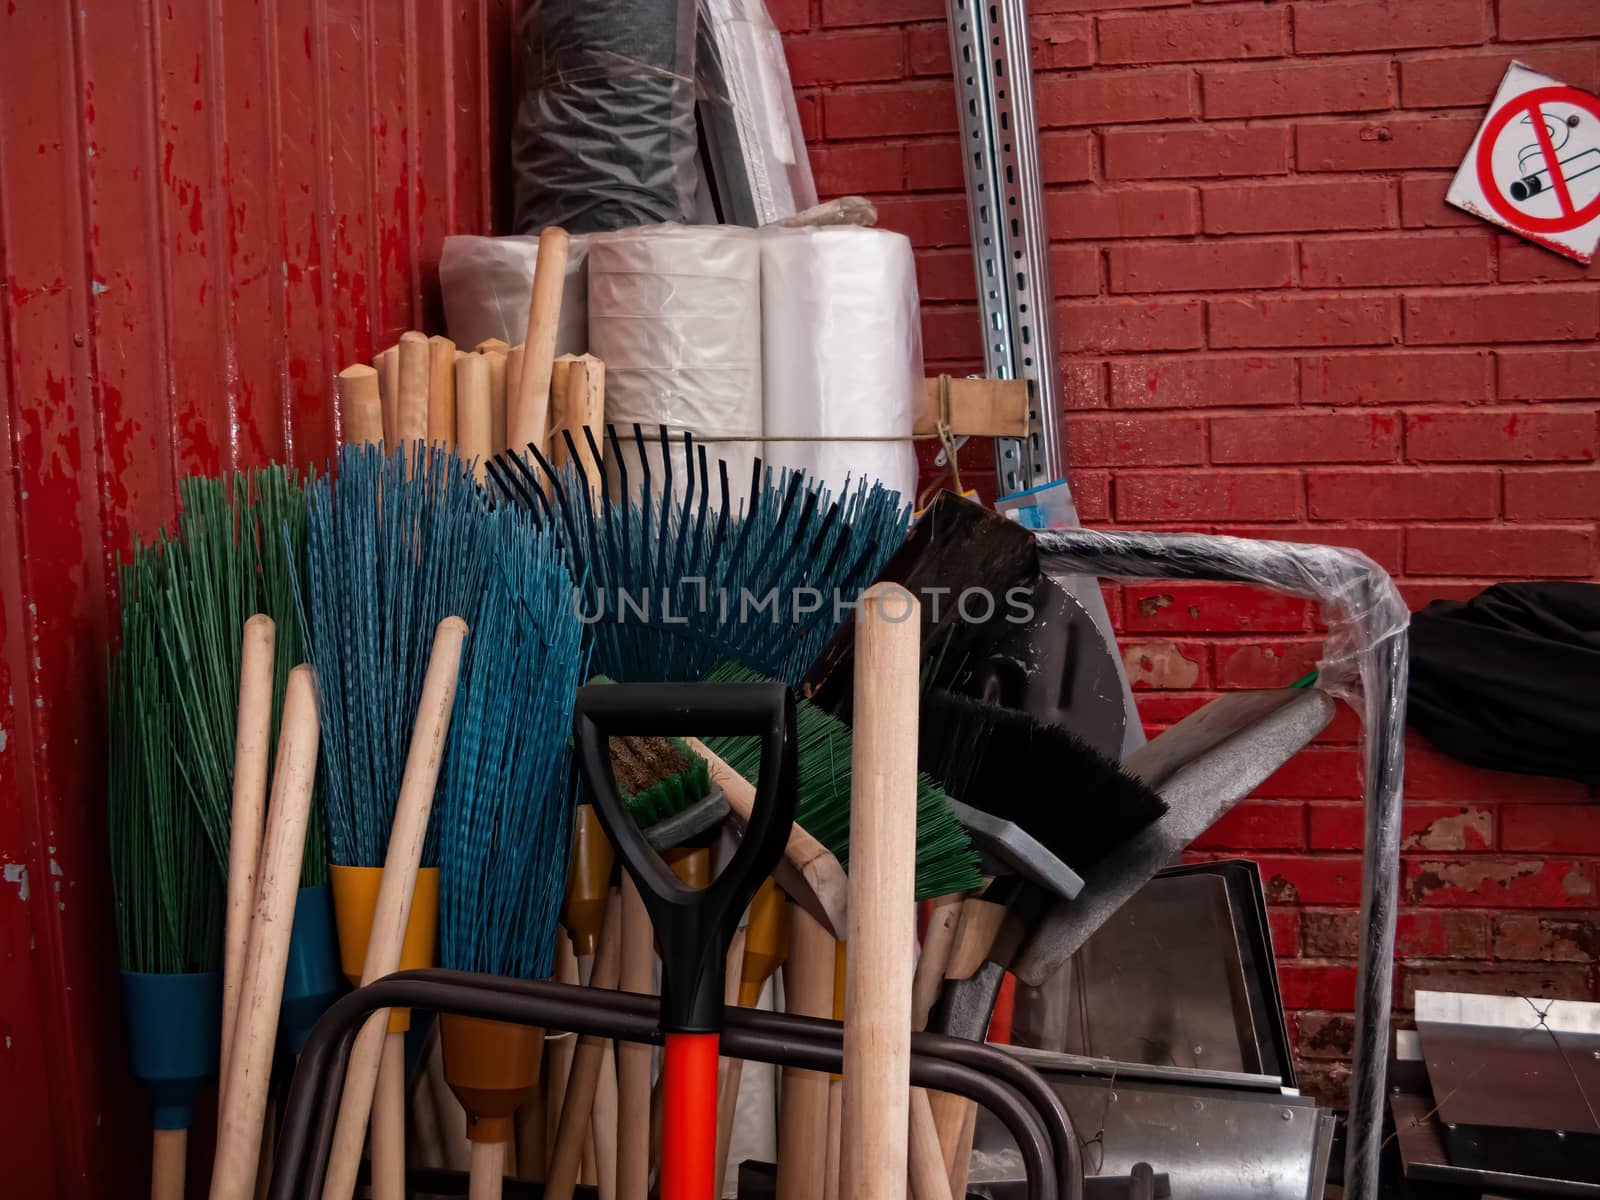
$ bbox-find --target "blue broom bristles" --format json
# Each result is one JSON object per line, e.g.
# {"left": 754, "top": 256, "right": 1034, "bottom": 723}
{"left": 437, "top": 512, "right": 587, "bottom": 981}
{"left": 297, "top": 442, "right": 494, "bottom": 869}
{"left": 486, "top": 425, "right": 910, "bottom": 686}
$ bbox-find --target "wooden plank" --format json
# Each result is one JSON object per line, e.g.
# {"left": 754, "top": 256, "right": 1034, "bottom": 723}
{"left": 915, "top": 377, "right": 1029, "bottom": 439}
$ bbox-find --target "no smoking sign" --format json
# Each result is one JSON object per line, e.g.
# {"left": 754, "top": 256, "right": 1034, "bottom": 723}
{"left": 1448, "top": 63, "right": 1600, "bottom": 264}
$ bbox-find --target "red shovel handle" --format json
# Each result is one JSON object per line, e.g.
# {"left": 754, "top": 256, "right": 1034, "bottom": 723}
{"left": 661, "top": 1032, "right": 720, "bottom": 1200}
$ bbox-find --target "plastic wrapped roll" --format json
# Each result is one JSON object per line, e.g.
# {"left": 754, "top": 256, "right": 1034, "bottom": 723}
{"left": 439, "top": 233, "right": 589, "bottom": 356}
{"left": 512, "top": 0, "right": 700, "bottom": 233}
{"left": 759, "top": 225, "right": 919, "bottom": 503}
{"left": 587, "top": 224, "right": 762, "bottom": 508}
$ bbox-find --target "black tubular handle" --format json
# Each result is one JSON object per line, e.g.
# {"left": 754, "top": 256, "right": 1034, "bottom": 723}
{"left": 572, "top": 681, "right": 797, "bottom": 1033}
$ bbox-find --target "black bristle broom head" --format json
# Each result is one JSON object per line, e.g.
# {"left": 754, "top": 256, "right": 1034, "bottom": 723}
{"left": 919, "top": 690, "right": 1168, "bottom": 876}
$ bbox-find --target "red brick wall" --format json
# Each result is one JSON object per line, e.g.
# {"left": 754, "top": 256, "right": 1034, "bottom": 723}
{"left": 775, "top": 0, "right": 1600, "bottom": 1103}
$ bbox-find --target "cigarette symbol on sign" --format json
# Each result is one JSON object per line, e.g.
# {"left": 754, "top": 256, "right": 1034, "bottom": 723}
{"left": 1510, "top": 111, "right": 1600, "bottom": 201}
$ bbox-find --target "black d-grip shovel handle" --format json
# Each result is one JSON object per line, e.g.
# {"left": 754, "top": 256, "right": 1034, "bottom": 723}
{"left": 573, "top": 682, "right": 797, "bottom": 1034}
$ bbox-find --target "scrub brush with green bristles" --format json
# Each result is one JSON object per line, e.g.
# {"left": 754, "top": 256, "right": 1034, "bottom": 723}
{"left": 611, "top": 734, "right": 729, "bottom": 849}
{"left": 700, "top": 662, "right": 982, "bottom": 901}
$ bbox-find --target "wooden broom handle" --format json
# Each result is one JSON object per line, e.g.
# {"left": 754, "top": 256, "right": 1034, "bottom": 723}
{"left": 153, "top": 1128, "right": 187, "bottom": 1200}
{"left": 371, "top": 1036, "right": 407, "bottom": 1200}
{"left": 484, "top": 347, "right": 510, "bottom": 458}
{"left": 320, "top": 617, "right": 468, "bottom": 1200}
{"left": 906, "top": 892, "right": 965, "bottom": 1200}
{"left": 220, "top": 615, "right": 276, "bottom": 1103}
{"left": 925, "top": 891, "right": 1011, "bottom": 1176}
{"left": 686, "top": 738, "right": 848, "bottom": 941}
{"left": 470, "top": 1140, "right": 507, "bottom": 1200}
{"left": 397, "top": 331, "right": 430, "bottom": 448}
{"left": 539, "top": 933, "right": 581, "bottom": 1177}
{"left": 510, "top": 227, "right": 569, "bottom": 457}
{"left": 592, "top": 1040, "right": 619, "bottom": 1200}
{"left": 375, "top": 346, "right": 400, "bottom": 446}
{"left": 908, "top": 1091, "right": 954, "bottom": 1200}
{"left": 210, "top": 667, "right": 321, "bottom": 1200}
{"left": 545, "top": 891, "right": 622, "bottom": 1200}
{"left": 911, "top": 894, "right": 965, "bottom": 1032}
{"left": 839, "top": 583, "right": 920, "bottom": 1200}
{"left": 427, "top": 336, "right": 457, "bottom": 448}
{"left": 713, "top": 926, "right": 749, "bottom": 1199}
{"left": 616, "top": 874, "right": 653, "bottom": 1199}
{"left": 455, "top": 352, "right": 493, "bottom": 482}
{"left": 776, "top": 904, "right": 835, "bottom": 1200}
{"left": 338, "top": 366, "right": 384, "bottom": 448}
{"left": 552, "top": 354, "right": 606, "bottom": 496}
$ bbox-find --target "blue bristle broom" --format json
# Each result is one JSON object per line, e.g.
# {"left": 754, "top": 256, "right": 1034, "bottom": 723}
{"left": 487, "top": 424, "right": 909, "bottom": 685}
{"left": 296, "top": 441, "right": 493, "bottom": 1189}
{"left": 435, "top": 510, "right": 587, "bottom": 1185}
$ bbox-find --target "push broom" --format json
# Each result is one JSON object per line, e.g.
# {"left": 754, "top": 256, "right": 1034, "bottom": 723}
{"left": 299, "top": 443, "right": 492, "bottom": 1200}
{"left": 435, "top": 514, "right": 586, "bottom": 1199}
{"left": 109, "top": 542, "right": 225, "bottom": 1200}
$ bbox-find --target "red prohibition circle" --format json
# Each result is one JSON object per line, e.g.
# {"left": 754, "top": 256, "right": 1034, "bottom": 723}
{"left": 1476, "top": 85, "right": 1600, "bottom": 233}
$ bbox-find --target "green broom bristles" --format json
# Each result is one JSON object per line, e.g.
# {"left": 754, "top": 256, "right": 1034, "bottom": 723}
{"left": 701, "top": 662, "right": 982, "bottom": 901}
{"left": 248, "top": 466, "right": 326, "bottom": 887}
{"left": 155, "top": 467, "right": 326, "bottom": 886}
{"left": 160, "top": 475, "right": 254, "bottom": 868}
{"left": 109, "top": 545, "right": 224, "bottom": 975}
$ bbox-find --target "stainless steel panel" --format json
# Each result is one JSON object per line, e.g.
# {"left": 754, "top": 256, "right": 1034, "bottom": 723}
{"left": 1012, "top": 875, "right": 1263, "bottom": 1075}
{"left": 973, "top": 1054, "right": 1330, "bottom": 1200}
{"left": 1393, "top": 1091, "right": 1600, "bottom": 1198}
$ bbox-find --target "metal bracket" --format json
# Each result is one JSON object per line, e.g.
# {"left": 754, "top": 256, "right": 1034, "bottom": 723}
{"left": 945, "top": 0, "right": 1064, "bottom": 494}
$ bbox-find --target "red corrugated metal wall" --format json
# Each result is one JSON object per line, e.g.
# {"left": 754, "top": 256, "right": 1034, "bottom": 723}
{"left": 0, "top": 3, "right": 519, "bottom": 1192}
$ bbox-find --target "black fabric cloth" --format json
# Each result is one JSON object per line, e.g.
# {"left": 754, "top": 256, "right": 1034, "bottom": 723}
{"left": 1408, "top": 581, "right": 1600, "bottom": 785}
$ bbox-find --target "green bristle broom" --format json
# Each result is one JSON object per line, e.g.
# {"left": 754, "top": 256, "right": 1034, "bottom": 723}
{"left": 702, "top": 662, "right": 981, "bottom": 902}
{"left": 245, "top": 467, "right": 341, "bottom": 1054}
{"left": 435, "top": 511, "right": 587, "bottom": 1196}
{"left": 109, "top": 542, "right": 225, "bottom": 1200}
{"left": 153, "top": 468, "right": 341, "bottom": 1067}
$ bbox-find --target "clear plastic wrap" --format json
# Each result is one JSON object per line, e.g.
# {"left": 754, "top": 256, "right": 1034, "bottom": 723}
{"left": 586, "top": 223, "right": 763, "bottom": 507}
{"left": 1030, "top": 527, "right": 1409, "bottom": 1200}
{"left": 439, "top": 233, "right": 590, "bottom": 354}
{"left": 698, "top": 0, "right": 817, "bottom": 226}
{"left": 758, "top": 224, "right": 920, "bottom": 501}
{"left": 513, "top": 0, "right": 701, "bottom": 233}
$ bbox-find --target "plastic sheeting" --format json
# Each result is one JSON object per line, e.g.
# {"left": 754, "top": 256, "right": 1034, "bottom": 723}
{"left": 586, "top": 223, "right": 763, "bottom": 506}
{"left": 1029, "top": 527, "right": 1409, "bottom": 1200}
{"left": 511, "top": 0, "right": 815, "bottom": 235}
{"left": 513, "top": 0, "right": 701, "bottom": 233}
{"left": 439, "top": 233, "right": 590, "bottom": 354}
{"left": 759, "top": 225, "right": 920, "bottom": 502}
{"left": 698, "top": 0, "right": 817, "bottom": 226}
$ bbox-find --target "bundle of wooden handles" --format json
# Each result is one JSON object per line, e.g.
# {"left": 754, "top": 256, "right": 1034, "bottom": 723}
{"left": 204, "top": 618, "right": 468, "bottom": 1200}
{"left": 335, "top": 227, "right": 605, "bottom": 488}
